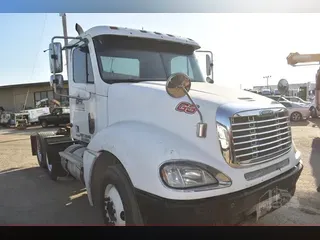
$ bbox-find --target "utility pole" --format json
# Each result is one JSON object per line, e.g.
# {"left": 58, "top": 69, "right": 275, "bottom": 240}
{"left": 59, "top": 13, "right": 69, "bottom": 72}
{"left": 263, "top": 75, "right": 271, "bottom": 89}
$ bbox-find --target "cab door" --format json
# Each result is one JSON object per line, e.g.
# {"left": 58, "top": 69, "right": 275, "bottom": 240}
{"left": 69, "top": 42, "right": 96, "bottom": 143}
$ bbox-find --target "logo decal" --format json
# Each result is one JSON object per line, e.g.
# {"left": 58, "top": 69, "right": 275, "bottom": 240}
{"left": 175, "top": 102, "right": 199, "bottom": 114}
{"left": 259, "top": 110, "right": 274, "bottom": 116}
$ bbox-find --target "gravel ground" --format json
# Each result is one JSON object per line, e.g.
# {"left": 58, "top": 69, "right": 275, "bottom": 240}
{"left": 0, "top": 122, "right": 320, "bottom": 225}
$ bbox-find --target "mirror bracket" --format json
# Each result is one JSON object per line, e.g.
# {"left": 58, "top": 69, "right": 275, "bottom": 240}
{"left": 166, "top": 73, "right": 207, "bottom": 138}
{"left": 184, "top": 88, "right": 207, "bottom": 138}
{"left": 49, "top": 36, "right": 91, "bottom": 101}
{"left": 50, "top": 74, "right": 91, "bottom": 101}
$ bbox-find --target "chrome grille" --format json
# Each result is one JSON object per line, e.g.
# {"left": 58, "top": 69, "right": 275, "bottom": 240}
{"left": 230, "top": 109, "right": 292, "bottom": 166}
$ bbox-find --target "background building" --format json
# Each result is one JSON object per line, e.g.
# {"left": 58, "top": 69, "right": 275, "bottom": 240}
{"left": 0, "top": 81, "right": 69, "bottom": 112}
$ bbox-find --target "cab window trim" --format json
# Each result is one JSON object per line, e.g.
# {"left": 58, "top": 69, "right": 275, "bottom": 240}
{"left": 72, "top": 45, "right": 94, "bottom": 84}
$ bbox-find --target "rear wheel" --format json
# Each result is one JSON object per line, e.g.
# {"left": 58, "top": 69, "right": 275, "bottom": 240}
{"left": 100, "top": 165, "right": 143, "bottom": 226}
{"left": 290, "top": 112, "right": 302, "bottom": 122}
{"left": 45, "top": 154, "right": 58, "bottom": 181}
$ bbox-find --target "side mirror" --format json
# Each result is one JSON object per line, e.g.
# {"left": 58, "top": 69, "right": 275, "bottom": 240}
{"left": 206, "top": 77, "right": 214, "bottom": 84}
{"left": 165, "top": 73, "right": 191, "bottom": 98}
{"left": 50, "top": 74, "right": 64, "bottom": 90}
{"left": 206, "top": 54, "right": 213, "bottom": 76}
{"left": 277, "top": 78, "right": 289, "bottom": 96}
{"left": 49, "top": 42, "right": 63, "bottom": 74}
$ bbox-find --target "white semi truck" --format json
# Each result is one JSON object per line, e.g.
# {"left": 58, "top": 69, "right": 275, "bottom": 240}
{"left": 30, "top": 23, "right": 303, "bottom": 225}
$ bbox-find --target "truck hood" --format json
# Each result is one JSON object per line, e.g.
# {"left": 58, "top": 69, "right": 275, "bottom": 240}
{"left": 107, "top": 81, "right": 281, "bottom": 130}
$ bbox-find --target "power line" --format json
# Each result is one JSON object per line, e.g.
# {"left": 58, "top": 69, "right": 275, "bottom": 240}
{"left": 29, "top": 13, "right": 48, "bottom": 82}
{"left": 23, "top": 13, "right": 47, "bottom": 110}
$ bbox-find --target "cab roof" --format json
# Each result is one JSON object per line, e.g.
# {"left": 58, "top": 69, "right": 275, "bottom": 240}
{"left": 69, "top": 25, "right": 201, "bottom": 50}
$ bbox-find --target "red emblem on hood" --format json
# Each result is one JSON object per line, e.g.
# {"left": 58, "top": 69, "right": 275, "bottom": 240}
{"left": 175, "top": 102, "right": 198, "bottom": 114}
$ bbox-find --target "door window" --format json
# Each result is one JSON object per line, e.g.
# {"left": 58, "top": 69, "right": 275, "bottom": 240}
{"left": 73, "top": 46, "right": 94, "bottom": 84}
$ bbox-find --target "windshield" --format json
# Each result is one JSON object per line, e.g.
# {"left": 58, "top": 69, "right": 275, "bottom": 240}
{"left": 93, "top": 35, "right": 205, "bottom": 83}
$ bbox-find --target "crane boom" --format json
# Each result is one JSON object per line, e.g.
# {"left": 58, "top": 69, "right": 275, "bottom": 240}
{"left": 287, "top": 52, "right": 320, "bottom": 66}
{"left": 287, "top": 52, "right": 320, "bottom": 111}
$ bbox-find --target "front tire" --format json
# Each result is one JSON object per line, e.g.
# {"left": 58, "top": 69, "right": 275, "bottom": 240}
{"left": 100, "top": 165, "right": 143, "bottom": 226}
{"left": 290, "top": 112, "right": 302, "bottom": 122}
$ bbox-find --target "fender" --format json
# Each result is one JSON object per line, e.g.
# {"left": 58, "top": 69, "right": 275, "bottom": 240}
{"left": 83, "top": 120, "right": 236, "bottom": 201}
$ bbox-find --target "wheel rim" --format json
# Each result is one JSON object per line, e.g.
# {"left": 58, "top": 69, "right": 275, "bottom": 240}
{"left": 46, "top": 155, "right": 52, "bottom": 172}
{"left": 104, "top": 184, "right": 126, "bottom": 226}
{"left": 36, "top": 138, "right": 42, "bottom": 163}
{"left": 42, "top": 121, "right": 46, "bottom": 127}
{"left": 292, "top": 113, "right": 301, "bottom": 121}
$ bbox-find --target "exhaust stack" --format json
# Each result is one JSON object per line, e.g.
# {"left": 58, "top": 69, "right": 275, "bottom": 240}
{"left": 75, "top": 23, "right": 84, "bottom": 35}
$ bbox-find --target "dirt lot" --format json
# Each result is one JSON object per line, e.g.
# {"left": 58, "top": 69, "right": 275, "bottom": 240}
{"left": 0, "top": 122, "right": 320, "bottom": 225}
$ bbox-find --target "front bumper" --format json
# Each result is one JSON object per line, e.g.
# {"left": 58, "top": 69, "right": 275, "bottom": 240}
{"left": 135, "top": 163, "right": 303, "bottom": 225}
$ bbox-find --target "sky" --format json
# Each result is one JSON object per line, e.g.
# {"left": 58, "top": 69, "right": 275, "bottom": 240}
{"left": 0, "top": 13, "right": 320, "bottom": 89}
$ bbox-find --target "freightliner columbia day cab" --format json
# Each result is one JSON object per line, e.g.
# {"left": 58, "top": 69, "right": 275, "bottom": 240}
{"left": 30, "top": 23, "right": 303, "bottom": 225}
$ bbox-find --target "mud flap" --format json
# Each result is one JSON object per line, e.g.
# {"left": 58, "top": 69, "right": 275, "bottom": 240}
{"left": 30, "top": 134, "right": 38, "bottom": 156}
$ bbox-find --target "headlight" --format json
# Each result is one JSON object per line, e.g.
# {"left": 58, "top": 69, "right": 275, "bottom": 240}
{"left": 217, "top": 123, "right": 230, "bottom": 150}
{"left": 160, "top": 161, "right": 231, "bottom": 190}
{"left": 216, "top": 122, "right": 233, "bottom": 165}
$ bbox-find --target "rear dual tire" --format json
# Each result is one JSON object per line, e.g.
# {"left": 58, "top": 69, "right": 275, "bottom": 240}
{"left": 35, "top": 131, "right": 58, "bottom": 181}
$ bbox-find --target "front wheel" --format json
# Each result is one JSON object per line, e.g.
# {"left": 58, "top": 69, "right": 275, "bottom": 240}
{"left": 290, "top": 112, "right": 302, "bottom": 122}
{"left": 100, "top": 165, "right": 143, "bottom": 226}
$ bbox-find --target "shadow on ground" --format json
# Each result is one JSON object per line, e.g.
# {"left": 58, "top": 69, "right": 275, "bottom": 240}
{"left": 0, "top": 167, "right": 102, "bottom": 225}
{"left": 309, "top": 118, "right": 320, "bottom": 128}
{"left": 290, "top": 118, "right": 320, "bottom": 128}
{"left": 290, "top": 120, "right": 310, "bottom": 127}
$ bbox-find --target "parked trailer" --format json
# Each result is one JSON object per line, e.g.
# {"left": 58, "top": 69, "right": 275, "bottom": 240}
{"left": 30, "top": 23, "right": 303, "bottom": 225}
